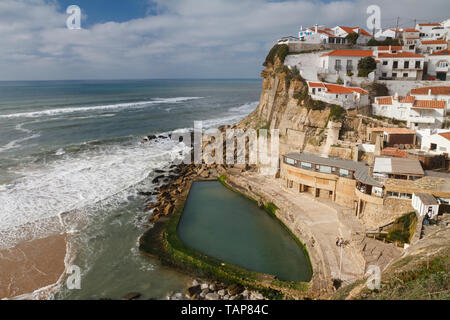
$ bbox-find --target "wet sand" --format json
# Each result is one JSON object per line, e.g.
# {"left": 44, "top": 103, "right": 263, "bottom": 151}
{"left": 0, "top": 234, "right": 67, "bottom": 299}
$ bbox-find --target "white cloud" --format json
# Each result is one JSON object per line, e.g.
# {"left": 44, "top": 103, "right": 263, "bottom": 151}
{"left": 0, "top": 0, "right": 448, "bottom": 80}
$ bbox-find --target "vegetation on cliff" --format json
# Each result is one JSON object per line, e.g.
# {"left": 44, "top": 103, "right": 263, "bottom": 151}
{"left": 263, "top": 44, "right": 289, "bottom": 67}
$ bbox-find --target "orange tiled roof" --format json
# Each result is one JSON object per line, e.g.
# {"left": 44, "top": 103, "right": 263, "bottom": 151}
{"left": 412, "top": 100, "right": 446, "bottom": 109}
{"left": 368, "top": 127, "right": 416, "bottom": 134}
{"left": 404, "top": 28, "right": 419, "bottom": 32}
{"left": 418, "top": 23, "right": 441, "bottom": 26}
{"left": 439, "top": 132, "right": 450, "bottom": 141}
{"left": 324, "top": 84, "right": 368, "bottom": 94}
{"left": 381, "top": 147, "right": 407, "bottom": 158}
{"left": 338, "top": 26, "right": 371, "bottom": 37}
{"left": 378, "top": 52, "right": 424, "bottom": 58}
{"left": 376, "top": 96, "right": 393, "bottom": 104}
{"left": 410, "top": 86, "right": 450, "bottom": 96}
{"left": 430, "top": 49, "right": 450, "bottom": 56}
{"left": 307, "top": 81, "right": 326, "bottom": 88}
{"left": 377, "top": 46, "right": 403, "bottom": 51}
{"left": 321, "top": 50, "right": 373, "bottom": 57}
{"left": 398, "top": 96, "right": 416, "bottom": 103}
{"left": 307, "top": 81, "right": 368, "bottom": 94}
{"left": 317, "top": 30, "right": 336, "bottom": 37}
{"left": 421, "top": 40, "right": 447, "bottom": 45}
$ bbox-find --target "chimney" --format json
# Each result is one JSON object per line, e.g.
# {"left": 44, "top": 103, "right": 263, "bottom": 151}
{"left": 315, "top": 24, "right": 318, "bottom": 33}
{"left": 344, "top": 78, "right": 347, "bottom": 87}
{"left": 428, "top": 89, "right": 432, "bottom": 96}
{"left": 394, "top": 92, "right": 399, "bottom": 100}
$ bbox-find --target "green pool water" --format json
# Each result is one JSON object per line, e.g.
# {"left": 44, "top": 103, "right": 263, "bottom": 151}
{"left": 177, "top": 181, "right": 312, "bottom": 282}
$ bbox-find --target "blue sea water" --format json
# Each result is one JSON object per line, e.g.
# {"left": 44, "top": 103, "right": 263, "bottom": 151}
{"left": 0, "top": 79, "right": 260, "bottom": 299}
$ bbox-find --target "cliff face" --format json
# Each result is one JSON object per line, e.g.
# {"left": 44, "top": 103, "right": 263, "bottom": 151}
{"left": 238, "top": 54, "right": 370, "bottom": 157}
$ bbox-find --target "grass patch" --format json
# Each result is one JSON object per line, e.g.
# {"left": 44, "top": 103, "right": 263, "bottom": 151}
{"left": 378, "top": 212, "right": 418, "bottom": 244}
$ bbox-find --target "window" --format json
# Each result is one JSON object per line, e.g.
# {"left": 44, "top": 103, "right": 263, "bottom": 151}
{"left": 404, "top": 61, "right": 409, "bottom": 69}
{"left": 335, "top": 59, "right": 341, "bottom": 71}
{"left": 346, "top": 60, "right": 352, "bottom": 70}
{"left": 430, "top": 143, "right": 437, "bottom": 151}
{"left": 319, "top": 165, "right": 332, "bottom": 174}
{"left": 392, "top": 73, "right": 397, "bottom": 78}
{"left": 415, "top": 61, "right": 421, "bottom": 68}
{"left": 285, "top": 157, "right": 295, "bottom": 165}
{"left": 439, "top": 146, "right": 447, "bottom": 151}
{"left": 382, "top": 61, "right": 388, "bottom": 65}
{"left": 382, "top": 73, "right": 387, "bottom": 77}
{"left": 393, "top": 61, "right": 398, "bottom": 68}
{"left": 339, "top": 168, "right": 351, "bottom": 177}
{"left": 301, "top": 162, "right": 312, "bottom": 170}
{"left": 403, "top": 73, "right": 408, "bottom": 77}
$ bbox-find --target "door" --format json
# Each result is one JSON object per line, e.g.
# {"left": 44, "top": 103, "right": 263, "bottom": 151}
{"left": 437, "top": 72, "right": 447, "bottom": 81}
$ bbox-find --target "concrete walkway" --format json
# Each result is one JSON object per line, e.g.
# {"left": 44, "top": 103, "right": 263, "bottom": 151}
{"left": 227, "top": 171, "right": 367, "bottom": 293}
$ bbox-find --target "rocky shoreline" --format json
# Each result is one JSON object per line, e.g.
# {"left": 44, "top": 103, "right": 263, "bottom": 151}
{"left": 168, "top": 280, "right": 266, "bottom": 301}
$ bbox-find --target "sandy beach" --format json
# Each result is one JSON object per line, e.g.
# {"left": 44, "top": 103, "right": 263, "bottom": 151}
{"left": 0, "top": 234, "right": 67, "bottom": 299}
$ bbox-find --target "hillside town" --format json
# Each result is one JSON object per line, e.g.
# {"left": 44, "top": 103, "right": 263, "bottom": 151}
{"left": 274, "top": 18, "right": 450, "bottom": 233}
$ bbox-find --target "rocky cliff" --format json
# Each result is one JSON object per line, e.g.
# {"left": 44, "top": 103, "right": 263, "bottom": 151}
{"left": 238, "top": 45, "right": 372, "bottom": 158}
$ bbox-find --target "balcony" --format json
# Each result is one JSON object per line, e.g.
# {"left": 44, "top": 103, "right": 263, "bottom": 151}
{"left": 436, "top": 65, "right": 449, "bottom": 72}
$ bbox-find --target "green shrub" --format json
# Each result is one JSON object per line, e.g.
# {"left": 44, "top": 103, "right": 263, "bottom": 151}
{"left": 357, "top": 56, "right": 377, "bottom": 77}
{"left": 346, "top": 33, "right": 359, "bottom": 45}
{"left": 336, "top": 77, "right": 344, "bottom": 85}
{"left": 263, "top": 44, "right": 289, "bottom": 66}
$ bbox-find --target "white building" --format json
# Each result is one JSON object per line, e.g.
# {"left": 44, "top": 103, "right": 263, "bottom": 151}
{"left": 416, "top": 23, "right": 445, "bottom": 41}
{"left": 412, "top": 193, "right": 439, "bottom": 219}
{"left": 372, "top": 94, "right": 445, "bottom": 130}
{"left": 411, "top": 86, "right": 450, "bottom": 113}
{"left": 374, "top": 28, "right": 401, "bottom": 40}
{"left": 377, "top": 51, "right": 425, "bottom": 80}
{"left": 319, "top": 49, "right": 374, "bottom": 75}
{"left": 331, "top": 26, "right": 372, "bottom": 45}
{"left": 402, "top": 28, "right": 421, "bottom": 51}
{"left": 419, "top": 40, "right": 448, "bottom": 54}
{"left": 307, "top": 81, "right": 369, "bottom": 110}
{"left": 420, "top": 131, "right": 450, "bottom": 154}
{"left": 425, "top": 49, "right": 450, "bottom": 81}
{"left": 441, "top": 18, "right": 450, "bottom": 39}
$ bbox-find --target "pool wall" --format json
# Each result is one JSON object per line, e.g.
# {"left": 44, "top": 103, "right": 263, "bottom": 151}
{"left": 139, "top": 176, "right": 312, "bottom": 299}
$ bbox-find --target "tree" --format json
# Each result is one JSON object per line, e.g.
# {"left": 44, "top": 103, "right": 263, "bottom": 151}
{"left": 358, "top": 57, "right": 377, "bottom": 77}
{"left": 346, "top": 33, "right": 359, "bottom": 45}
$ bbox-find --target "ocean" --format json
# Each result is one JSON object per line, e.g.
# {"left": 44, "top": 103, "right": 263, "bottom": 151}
{"left": 0, "top": 79, "right": 261, "bottom": 299}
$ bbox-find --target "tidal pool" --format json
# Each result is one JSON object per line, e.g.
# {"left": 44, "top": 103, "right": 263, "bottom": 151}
{"left": 177, "top": 181, "right": 312, "bottom": 282}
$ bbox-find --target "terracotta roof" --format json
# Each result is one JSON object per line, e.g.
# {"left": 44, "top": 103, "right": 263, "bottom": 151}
{"left": 381, "top": 147, "right": 407, "bottom": 158}
{"left": 398, "top": 96, "right": 416, "bottom": 103}
{"left": 337, "top": 26, "right": 371, "bottom": 37}
{"left": 418, "top": 23, "right": 441, "bottom": 26}
{"left": 376, "top": 96, "right": 393, "bottom": 105}
{"left": 321, "top": 49, "right": 373, "bottom": 57}
{"left": 404, "top": 28, "right": 419, "bottom": 32}
{"left": 421, "top": 40, "right": 447, "bottom": 45}
{"left": 439, "top": 132, "right": 450, "bottom": 141}
{"left": 377, "top": 46, "right": 403, "bottom": 51}
{"left": 317, "top": 30, "right": 336, "bottom": 37}
{"left": 368, "top": 127, "right": 416, "bottom": 134}
{"left": 412, "top": 100, "right": 446, "bottom": 109}
{"left": 307, "top": 81, "right": 326, "bottom": 88}
{"left": 430, "top": 49, "right": 450, "bottom": 56}
{"left": 410, "top": 86, "right": 450, "bottom": 95}
{"left": 307, "top": 81, "right": 368, "bottom": 94}
{"left": 324, "top": 84, "right": 368, "bottom": 94}
{"left": 378, "top": 52, "right": 424, "bottom": 58}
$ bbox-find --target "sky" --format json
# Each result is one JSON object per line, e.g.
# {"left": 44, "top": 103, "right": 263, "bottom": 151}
{"left": 0, "top": 0, "right": 448, "bottom": 80}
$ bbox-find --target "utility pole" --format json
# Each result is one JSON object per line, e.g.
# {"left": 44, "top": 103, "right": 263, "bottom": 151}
{"left": 395, "top": 16, "right": 400, "bottom": 39}
{"left": 372, "top": 18, "right": 376, "bottom": 39}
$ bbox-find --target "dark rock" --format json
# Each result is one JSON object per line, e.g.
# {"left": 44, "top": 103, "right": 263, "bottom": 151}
{"left": 186, "top": 285, "right": 202, "bottom": 297}
{"left": 122, "top": 292, "right": 141, "bottom": 300}
{"left": 227, "top": 284, "right": 244, "bottom": 296}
